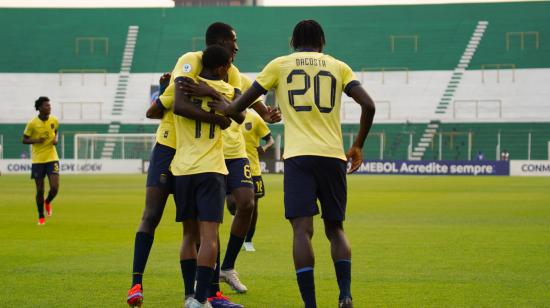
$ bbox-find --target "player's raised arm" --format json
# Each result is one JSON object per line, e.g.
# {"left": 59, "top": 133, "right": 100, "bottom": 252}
{"left": 145, "top": 99, "right": 164, "bottom": 119}
{"left": 250, "top": 101, "right": 282, "bottom": 124}
{"left": 146, "top": 73, "right": 171, "bottom": 119}
{"left": 258, "top": 134, "right": 274, "bottom": 154}
{"left": 173, "top": 78, "right": 231, "bottom": 129}
{"left": 346, "top": 85, "right": 376, "bottom": 173}
{"left": 226, "top": 85, "right": 264, "bottom": 119}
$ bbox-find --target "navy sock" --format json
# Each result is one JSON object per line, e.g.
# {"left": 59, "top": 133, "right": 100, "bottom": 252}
{"left": 36, "top": 193, "right": 44, "bottom": 218}
{"left": 195, "top": 266, "right": 214, "bottom": 304}
{"left": 245, "top": 226, "right": 256, "bottom": 242}
{"left": 296, "top": 267, "right": 316, "bottom": 308}
{"left": 209, "top": 243, "right": 221, "bottom": 297}
{"left": 132, "top": 232, "right": 154, "bottom": 286}
{"left": 45, "top": 191, "right": 56, "bottom": 204}
{"left": 180, "top": 259, "right": 197, "bottom": 296}
{"left": 221, "top": 233, "right": 245, "bottom": 270}
{"left": 334, "top": 260, "right": 352, "bottom": 300}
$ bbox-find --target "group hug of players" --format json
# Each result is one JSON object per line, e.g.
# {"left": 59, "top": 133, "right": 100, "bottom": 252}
{"left": 23, "top": 19, "right": 375, "bottom": 308}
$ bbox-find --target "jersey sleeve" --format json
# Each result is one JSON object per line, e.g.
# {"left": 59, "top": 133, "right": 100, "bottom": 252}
{"left": 240, "top": 74, "right": 253, "bottom": 92}
{"left": 158, "top": 84, "right": 174, "bottom": 110}
{"left": 228, "top": 65, "right": 242, "bottom": 92}
{"left": 254, "top": 58, "right": 281, "bottom": 94}
{"left": 23, "top": 120, "right": 34, "bottom": 137}
{"left": 240, "top": 74, "right": 263, "bottom": 105}
{"left": 172, "top": 53, "right": 201, "bottom": 82}
{"left": 340, "top": 61, "right": 361, "bottom": 96}
{"left": 255, "top": 115, "right": 271, "bottom": 139}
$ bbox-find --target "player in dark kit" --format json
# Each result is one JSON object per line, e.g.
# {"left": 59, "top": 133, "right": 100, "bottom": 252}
{"left": 23, "top": 96, "right": 60, "bottom": 225}
{"left": 214, "top": 20, "right": 376, "bottom": 308}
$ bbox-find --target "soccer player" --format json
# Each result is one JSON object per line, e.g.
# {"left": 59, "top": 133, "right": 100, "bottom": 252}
{"left": 216, "top": 20, "right": 376, "bottom": 308}
{"left": 22, "top": 96, "right": 60, "bottom": 225}
{"left": 217, "top": 73, "right": 257, "bottom": 293}
{"left": 172, "top": 45, "right": 238, "bottom": 308}
{"left": 126, "top": 72, "right": 173, "bottom": 307}
{"left": 240, "top": 109, "right": 274, "bottom": 252}
{"left": 183, "top": 72, "right": 280, "bottom": 294}
{"left": 177, "top": 30, "right": 281, "bottom": 297}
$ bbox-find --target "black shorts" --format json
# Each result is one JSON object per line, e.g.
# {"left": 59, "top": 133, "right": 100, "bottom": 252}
{"left": 225, "top": 158, "right": 254, "bottom": 194}
{"left": 174, "top": 173, "right": 226, "bottom": 223}
{"left": 284, "top": 156, "right": 347, "bottom": 221}
{"left": 252, "top": 176, "right": 265, "bottom": 198}
{"left": 31, "top": 161, "right": 59, "bottom": 179}
{"left": 146, "top": 143, "right": 176, "bottom": 193}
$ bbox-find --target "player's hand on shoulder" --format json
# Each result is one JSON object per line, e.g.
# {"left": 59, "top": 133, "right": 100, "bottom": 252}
{"left": 208, "top": 99, "right": 229, "bottom": 114}
{"left": 175, "top": 77, "right": 195, "bottom": 95}
{"left": 177, "top": 78, "right": 217, "bottom": 98}
{"left": 346, "top": 145, "right": 363, "bottom": 174}
{"left": 264, "top": 106, "right": 282, "bottom": 124}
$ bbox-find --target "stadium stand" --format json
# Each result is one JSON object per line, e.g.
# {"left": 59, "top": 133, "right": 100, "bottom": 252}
{"left": 0, "top": 2, "right": 548, "bottom": 160}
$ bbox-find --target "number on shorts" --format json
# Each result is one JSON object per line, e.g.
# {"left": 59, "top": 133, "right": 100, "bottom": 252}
{"left": 244, "top": 165, "right": 252, "bottom": 179}
{"left": 255, "top": 180, "right": 263, "bottom": 193}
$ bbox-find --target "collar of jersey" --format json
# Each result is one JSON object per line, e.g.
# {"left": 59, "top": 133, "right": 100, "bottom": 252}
{"left": 296, "top": 48, "right": 319, "bottom": 52}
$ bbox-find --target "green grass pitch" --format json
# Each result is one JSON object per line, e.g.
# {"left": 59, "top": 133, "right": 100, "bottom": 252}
{"left": 1, "top": 174, "right": 549, "bottom": 307}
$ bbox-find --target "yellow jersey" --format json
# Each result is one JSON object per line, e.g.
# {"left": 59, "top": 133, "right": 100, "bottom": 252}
{"left": 255, "top": 52, "right": 359, "bottom": 161}
{"left": 240, "top": 74, "right": 262, "bottom": 106}
{"left": 155, "top": 84, "right": 176, "bottom": 148}
{"left": 23, "top": 115, "right": 59, "bottom": 163}
{"left": 221, "top": 74, "right": 261, "bottom": 160}
{"left": 155, "top": 51, "right": 242, "bottom": 149}
{"left": 222, "top": 120, "right": 247, "bottom": 160}
{"left": 242, "top": 111, "right": 271, "bottom": 176}
{"left": 170, "top": 76, "right": 235, "bottom": 176}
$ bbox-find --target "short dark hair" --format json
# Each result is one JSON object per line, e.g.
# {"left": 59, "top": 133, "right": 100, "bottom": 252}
{"left": 205, "top": 22, "right": 235, "bottom": 46}
{"left": 202, "top": 45, "right": 231, "bottom": 70}
{"left": 291, "top": 19, "right": 326, "bottom": 51}
{"left": 35, "top": 96, "right": 49, "bottom": 110}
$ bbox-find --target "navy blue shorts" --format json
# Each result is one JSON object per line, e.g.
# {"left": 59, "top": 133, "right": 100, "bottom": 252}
{"left": 31, "top": 161, "right": 59, "bottom": 179}
{"left": 146, "top": 143, "right": 176, "bottom": 193}
{"left": 174, "top": 173, "right": 226, "bottom": 223}
{"left": 284, "top": 156, "right": 347, "bottom": 221}
{"left": 225, "top": 158, "right": 254, "bottom": 194}
{"left": 252, "top": 176, "right": 265, "bottom": 198}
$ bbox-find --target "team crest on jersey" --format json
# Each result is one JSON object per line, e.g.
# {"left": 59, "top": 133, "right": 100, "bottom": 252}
{"left": 183, "top": 64, "right": 192, "bottom": 73}
{"left": 51, "top": 123, "right": 54, "bottom": 129}
{"left": 245, "top": 122, "right": 252, "bottom": 131}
